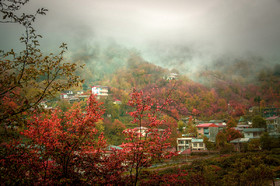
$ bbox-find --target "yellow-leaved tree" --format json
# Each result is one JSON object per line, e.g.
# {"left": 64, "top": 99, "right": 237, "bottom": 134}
{"left": 0, "top": 0, "right": 83, "bottom": 140}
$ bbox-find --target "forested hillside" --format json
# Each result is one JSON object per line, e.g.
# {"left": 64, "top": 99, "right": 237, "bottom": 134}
{"left": 74, "top": 49, "right": 280, "bottom": 121}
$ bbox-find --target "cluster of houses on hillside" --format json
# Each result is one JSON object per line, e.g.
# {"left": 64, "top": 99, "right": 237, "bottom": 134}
{"left": 176, "top": 116, "right": 280, "bottom": 153}
{"left": 42, "top": 84, "right": 280, "bottom": 154}
{"left": 60, "top": 85, "right": 109, "bottom": 103}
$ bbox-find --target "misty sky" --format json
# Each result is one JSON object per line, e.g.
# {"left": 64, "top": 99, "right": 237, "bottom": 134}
{"left": 1, "top": 0, "right": 280, "bottom": 70}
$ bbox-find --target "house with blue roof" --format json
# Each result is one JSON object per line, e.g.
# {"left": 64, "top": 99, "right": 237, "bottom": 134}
{"left": 243, "top": 128, "right": 265, "bottom": 139}
{"left": 191, "top": 138, "right": 206, "bottom": 150}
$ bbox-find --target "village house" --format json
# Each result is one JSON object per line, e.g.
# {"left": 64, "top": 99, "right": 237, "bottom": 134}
{"left": 191, "top": 138, "right": 206, "bottom": 151}
{"left": 243, "top": 128, "right": 265, "bottom": 139}
{"left": 176, "top": 137, "right": 207, "bottom": 152}
{"left": 234, "top": 124, "right": 250, "bottom": 133}
{"left": 266, "top": 116, "right": 280, "bottom": 134}
{"left": 230, "top": 138, "right": 250, "bottom": 152}
{"left": 177, "top": 137, "right": 193, "bottom": 151}
{"left": 196, "top": 123, "right": 219, "bottom": 142}
{"left": 164, "top": 73, "right": 178, "bottom": 80}
{"left": 60, "top": 90, "right": 75, "bottom": 99}
{"left": 92, "top": 85, "right": 109, "bottom": 99}
{"left": 60, "top": 90, "right": 91, "bottom": 103}
{"left": 262, "top": 107, "right": 280, "bottom": 118}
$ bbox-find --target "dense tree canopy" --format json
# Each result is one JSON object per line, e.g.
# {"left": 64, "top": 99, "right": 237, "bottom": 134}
{"left": 252, "top": 115, "right": 267, "bottom": 128}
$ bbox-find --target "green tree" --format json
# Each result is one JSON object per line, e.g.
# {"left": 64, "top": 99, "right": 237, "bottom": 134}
{"left": 186, "top": 118, "right": 198, "bottom": 136}
{"left": 248, "top": 138, "right": 261, "bottom": 151}
{"left": 107, "top": 119, "right": 126, "bottom": 145}
{"left": 216, "top": 131, "right": 233, "bottom": 154}
{"left": 222, "top": 156, "right": 274, "bottom": 185}
{"left": 254, "top": 96, "right": 261, "bottom": 111}
{"left": 177, "top": 120, "right": 185, "bottom": 133}
{"left": 252, "top": 115, "right": 266, "bottom": 128}
{"left": 203, "top": 136, "right": 216, "bottom": 151}
{"left": 56, "top": 99, "right": 71, "bottom": 112}
{"left": 260, "top": 132, "right": 273, "bottom": 150}
{"left": 216, "top": 131, "right": 227, "bottom": 149}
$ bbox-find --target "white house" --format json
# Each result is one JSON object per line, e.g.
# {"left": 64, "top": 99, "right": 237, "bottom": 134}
{"left": 92, "top": 86, "right": 109, "bottom": 99}
{"left": 191, "top": 138, "right": 206, "bottom": 150}
{"left": 165, "top": 73, "right": 178, "bottom": 80}
{"left": 177, "top": 138, "right": 193, "bottom": 151}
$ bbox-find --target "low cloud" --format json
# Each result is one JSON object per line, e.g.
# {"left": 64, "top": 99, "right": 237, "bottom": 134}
{"left": 1, "top": 0, "right": 280, "bottom": 73}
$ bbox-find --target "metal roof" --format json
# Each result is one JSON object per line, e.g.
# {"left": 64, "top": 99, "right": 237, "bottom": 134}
{"left": 243, "top": 128, "right": 265, "bottom": 132}
{"left": 191, "top": 138, "right": 204, "bottom": 143}
{"left": 230, "top": 138, "right": 250, "bottom": 143}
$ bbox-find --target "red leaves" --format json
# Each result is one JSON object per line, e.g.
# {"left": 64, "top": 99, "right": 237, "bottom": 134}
{"left": 192, "top": 108, "right": 199, "bottom": 116}
{"left": 1, "top": 91, "right": 175, "bottom": 184}
{"left": 226, "top": 128, "right": 243, "bottom": 142}
{"left": 7, "top": 94, "right": 107, "bottom": 184}
{"left": 120, "top": 89, "right": 176, "bottom": 184}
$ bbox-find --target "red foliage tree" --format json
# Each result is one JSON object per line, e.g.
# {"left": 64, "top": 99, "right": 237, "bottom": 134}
{"left": 1, "top": 95, "right": 111, "bottom": 184}
{"left": 226, "top": 128, "right": 243, "bottom": 142}
{"left": 1, "top": 90, "right": 177, "bottom": 185}
{"left": 120, "top": 89, "right": 176, "bottom": 185}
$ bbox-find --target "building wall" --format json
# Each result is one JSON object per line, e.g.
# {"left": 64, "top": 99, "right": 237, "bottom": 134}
{"left": 177, "top": 138, "right": 192, "bottom": 151}
{"left": 244, "top": 132, "right": 253, "bottom": 138}
{"left": 244, "top": 132, "right": 262, "bottom": 139}
{"left": 197, "top": 128, "right": 204, "bottom": 136}
{"left": 209, "top": 127, "right": 219, "bottom": 142}
{"left": 191, "top": 142, "right": 206, "bottom": 150}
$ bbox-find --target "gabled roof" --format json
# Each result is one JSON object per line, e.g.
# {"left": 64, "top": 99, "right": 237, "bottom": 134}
{"left": 197, "top": 123, "right": 218, "bottom": 128}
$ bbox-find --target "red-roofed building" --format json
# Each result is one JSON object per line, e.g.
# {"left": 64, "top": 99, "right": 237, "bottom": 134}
{"left": 197, "top": 123, "right": 219, "bottom": 142}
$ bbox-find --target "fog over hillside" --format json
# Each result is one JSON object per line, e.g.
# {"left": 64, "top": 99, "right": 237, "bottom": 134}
{"left": 1, "top": 0, "right": 280, "bottom": 80}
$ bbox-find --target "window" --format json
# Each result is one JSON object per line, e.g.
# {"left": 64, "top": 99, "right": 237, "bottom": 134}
{"left": 199, "top": 143, "right": 203, "bottom": 147}
{"left": 193, "top": 143, "right": 197, "bottom": 147}
{"left": 179, "top": 140, "right": 184, "bottom": 144}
